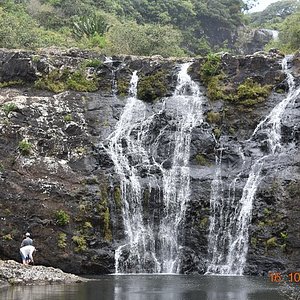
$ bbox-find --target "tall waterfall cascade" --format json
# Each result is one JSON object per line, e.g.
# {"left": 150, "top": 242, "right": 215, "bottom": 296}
{"left": 206, "top": 56, "right": 300, "bottom": 275}
{"left": 106, "top": 63, "right": 204, "bottom": 273}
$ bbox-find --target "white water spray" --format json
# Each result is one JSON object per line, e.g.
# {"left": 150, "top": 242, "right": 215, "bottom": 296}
{"left": 207, "top": 56, "right": 300, "bottom": 275}
{"left": 106, "top": 63, "right": 204, "bottom": 273}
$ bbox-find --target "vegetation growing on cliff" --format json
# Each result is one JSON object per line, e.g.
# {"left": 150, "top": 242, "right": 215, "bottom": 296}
{"left": 200, "top": 54, "right": 272, "bottom": 105}
{"left": 137, "top": 70, "right": 168, "bottom": 102}
{"left": 35, "top": 68, "right": 98, "bottom": 93}
{"left": 55, "top": 209, "right": 70, "bottom": 226}
{"left": 98, "top": 184, "right": 112, "bottom": 242}
{"left": 18, "top": 140, "right": 33, "bottom": 156}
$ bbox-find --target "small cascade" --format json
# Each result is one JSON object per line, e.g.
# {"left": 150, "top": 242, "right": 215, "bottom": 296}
{"left": 106, "top": 63, "right": 204, "bottom": 273}
{"left": 103, "top": 56, "right": 124, "bottom": 95}
{"left": 206, "top": 56, "right": 300, "bottom": 275}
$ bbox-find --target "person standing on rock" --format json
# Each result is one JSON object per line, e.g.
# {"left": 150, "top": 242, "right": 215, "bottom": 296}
{"left": 20, "top": 232, "right": 35, "bottom": 265}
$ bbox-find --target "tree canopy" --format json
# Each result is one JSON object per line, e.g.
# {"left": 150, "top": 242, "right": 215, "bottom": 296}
{"left": 0, "top": 0, "right": 298, "bottom": 56}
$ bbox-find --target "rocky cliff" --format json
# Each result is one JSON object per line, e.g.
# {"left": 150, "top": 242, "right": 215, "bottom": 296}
{"left": 0, "top": 48, "right": 299, "bottom": 275}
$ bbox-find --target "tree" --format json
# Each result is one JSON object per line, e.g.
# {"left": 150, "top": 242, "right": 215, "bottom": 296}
{"left": 279, "top": 11, "right": 300, "bottom": 51}
{"left": 249, "top": 0, "right": 299, "bottom": 28}
{"left": 106, "top": 22, "right": 185, "bottom": 57}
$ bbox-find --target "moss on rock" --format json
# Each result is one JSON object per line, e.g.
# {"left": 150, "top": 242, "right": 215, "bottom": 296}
{"left": 117, "top": 78, "right": 130, "bottom": 97}
{"left": 35, "top": 68, "right": 98, "bottom": 93}
{"left": 137, "top": 70, "right": 168, "bottom": 102}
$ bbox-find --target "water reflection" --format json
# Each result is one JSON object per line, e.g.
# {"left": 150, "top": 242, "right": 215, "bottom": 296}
{"left": 0, "top": 275, "right": 287, "bottom": 300}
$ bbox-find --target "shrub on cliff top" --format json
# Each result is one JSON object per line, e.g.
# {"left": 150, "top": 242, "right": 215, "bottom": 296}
{"left": 200, "top": 53, "right": 222, "bottom": 84}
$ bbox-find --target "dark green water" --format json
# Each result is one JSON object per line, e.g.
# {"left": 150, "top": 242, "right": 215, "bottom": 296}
{"left": 0, "top": 275, "right": 294, "bottom": 300}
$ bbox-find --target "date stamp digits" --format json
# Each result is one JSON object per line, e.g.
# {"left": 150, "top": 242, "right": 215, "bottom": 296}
{"left": 269, "top": 272, "right": 300, "bottom": 283}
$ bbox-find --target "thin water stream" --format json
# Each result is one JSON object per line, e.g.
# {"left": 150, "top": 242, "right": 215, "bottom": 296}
{"left": 207, "top": 56, "right": 300, "bottom": 275}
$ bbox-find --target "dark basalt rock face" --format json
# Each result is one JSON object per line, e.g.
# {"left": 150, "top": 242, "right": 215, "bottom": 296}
{"left": 236, "top": 29, "right": 278, "bottom": 55}
{"left": 0, "top": 48, "right": 299, "bottom": 276}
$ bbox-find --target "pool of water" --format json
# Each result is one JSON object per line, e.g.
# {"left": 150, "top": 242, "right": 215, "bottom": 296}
{"left": 0, "top": 275, "right": 293, "bottom": 300}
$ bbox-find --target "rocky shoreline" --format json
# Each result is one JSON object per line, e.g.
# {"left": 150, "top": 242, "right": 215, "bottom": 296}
{"left": 0, "top": 260, "right": 86, "bottom": 287}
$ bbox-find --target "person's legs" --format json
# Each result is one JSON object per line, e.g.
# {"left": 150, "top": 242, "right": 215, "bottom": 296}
{"left": 29, "top": 248, "right": 35, "bottom": 264}
{"left": 20, "top": 249, "right": 27, "bottom": 265}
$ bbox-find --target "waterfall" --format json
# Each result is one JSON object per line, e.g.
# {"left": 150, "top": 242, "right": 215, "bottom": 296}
{"left": 156, "top": 64, "right": 203, "bottom": 273}
{"left": 106, "top": 63, "right": 204, "bottom": 273}
{"left": 207, "top": 56, "right": 300, "bottom": 275}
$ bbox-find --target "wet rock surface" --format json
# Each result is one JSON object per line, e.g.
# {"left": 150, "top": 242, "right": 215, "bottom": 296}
{"left": 0, "top": 49, "right": 299, "bottom": 275}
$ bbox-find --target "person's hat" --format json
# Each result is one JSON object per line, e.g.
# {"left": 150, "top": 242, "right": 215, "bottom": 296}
{"left": 25, "top": 232, "right": 30, "bottom": 237}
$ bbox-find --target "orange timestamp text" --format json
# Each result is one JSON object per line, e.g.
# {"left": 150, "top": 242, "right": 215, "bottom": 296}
{"left": 269, "top": 272, "right": 300, "bottom": 283}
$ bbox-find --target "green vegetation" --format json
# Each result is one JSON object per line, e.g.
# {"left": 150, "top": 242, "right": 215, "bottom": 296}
{"left": 251, "top": 237, "right": 257, "bottom": 247}
{"left": 83, "top": 221, "right": 93, "bottom": 230}
{"left": 2, "top": 103, "right": 18, "bottom": 117}
{"left": 0, "top": 80, "right": 24, "bottom": 88}
{"left": 248, "top": 0, "right": 300, "bottom": 54}
{"left": 98, "top": 184, "right": 112, "bottom": 241}
{"left": 72, "top": 235, "right": 87, "bottom": 252}
{"left": 72, "top": 14, "right": 110, "bottom": 39}
{"left": 2, "top": 233, "right": 13, "bottom": 241}
{"left": 3, "top": 208, "right": 11, "bottom": 216}
{"left": 18, "top": 140, "right": 32, "bottom": 155}
{"left": 106, "top": 22, "right": 184, "bottom": 57}
{"left": 57, "top": 232, "right": 67, "bottom": 248}
{"left": 280, "top": 232, "right": 288, "bottom": 240}
{"left": 0, "top": 0, "right": 251, "bottom": 55}
{"left": 201, "top": 58, "right": 272, "bottom": 105}
{"left": 35, "top": 68, "right": 98, "bottom": 93}
{"left": 200, "top": 53, "right": 222, "bottom": 84}
{"left": 55, "top": 209, "right": 70, "bottom": 226}
{"left": 0, "top": 0, "right": 297, "bottom": 55}
{"left": 137, "top": 70, "right": 168, "bottom": 102}
{"left": 199, "top": 217, "right": 208, "bottom": 229}
{"left": 236, "top": 79, "right": 272, "bottom": 106}
{"left": 195, "top": 154, "right": 210, "bottom": 166}
{"left": 263, "top": 208, "right": 271, "bottom": 216}
{"left": 249, "top": 0, "right": 298, "bottom": 29}
{"left": 287, "top": 181, "right": 300, "bottom": 197}
{"left": 35, "top": 69, "right": 69, "bottom": 93}
{"left": 213, "top": 128, "right": 222, "bottom": 139}
{"left": 206, "top": 75, "right": 233, "bottom": 101}
{"left": 117, "top": 79, "right": 130, "bottom": 97}
{"left": 66, "top": 70, "right": 98, "bottom": 92}
{"left": 83, "top": 59, "right": 102, "bottom": 69}
{"left": 206, "top": 111, "right": 221, "bottom": 124}
{"left": 266, "top": 237, "right": 278, "bottom": 248}
{"left": 114, "top": 186, "right": 122, "bottom": 209}
{"left": 63, "top": 114, "right": 73, "bottom": 122}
